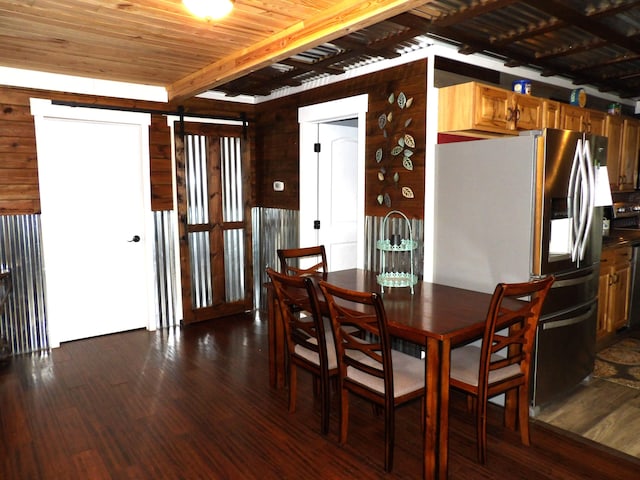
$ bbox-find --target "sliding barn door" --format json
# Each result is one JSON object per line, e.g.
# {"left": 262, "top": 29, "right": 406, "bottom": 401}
{"left": 175, "top": 122, "right": 252, "bottom": 323}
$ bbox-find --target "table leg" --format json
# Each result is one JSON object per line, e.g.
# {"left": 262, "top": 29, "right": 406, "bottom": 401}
{"left": 266, "top": 284, "right": 286, "bottom": 389}
{"left": 424, "top": 337, "right": 450, "bottom": 480}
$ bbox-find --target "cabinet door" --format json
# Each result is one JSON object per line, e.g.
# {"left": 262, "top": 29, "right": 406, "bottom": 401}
{"left": 542, "top": 101, "right": 561, "bottom": 128}
{"left": 561, "top": 105, "right": 588, "bottom": 131}
{"left": 611, "top": 263, "right": 631, "bottom": 331}
{"left": 514, "top": 94, "right": 542, "bottom": 130}
{"left": 605, "top": 115, "right": 624, "bottom": 190}
{"left": 474, "top": 84, "right": 510, "bottom": 131}
{"left": 620, "top": 118, "right": 640, "bottom": 191}
{"left": 588, "top": 110, "right": 606, "bottom": 136}
{"left": 597, "top": 267, "right": 611, "bottom": 340}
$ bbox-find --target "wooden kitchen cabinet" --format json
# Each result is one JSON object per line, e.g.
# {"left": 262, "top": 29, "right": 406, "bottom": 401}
{"left": 560, "top": 104, "right": 606, "bottom": 135}
{"left": 602, "top": 115, "right": 638, "bottom": 191}
{"left": 620, "top": 118, "right": 640, "bottom": 190}
{"left": 542, "top": 100, "right": 561, "bottom": 128}
{"left": 598, "top": 246, "right": 632, "bottom": 340}
{"left": 512, "top": 92, "right": 543, "bottom": 130}
{"left": 438, "top": 82, "right": 542, "bottom": 136}
{"left": 606, "top": 115, "right": 625, "bottom": 190}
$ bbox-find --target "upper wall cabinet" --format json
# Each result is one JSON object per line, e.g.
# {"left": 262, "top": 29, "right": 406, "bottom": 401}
{"left": 560, "top": 104, "right": 606, "bottom": 135}
{"left": 620, "top": 118, "right": 640, "bottom": 191}
{"left": 605, "top": 116, "right": 639, "bottom": 192}
{"left": 542, "top": 100, "right": 561, "bottom": 129}
{"left": 606, "top": 115, "right": 625, "bottom": 190}
{"left": 438, "top": 82, "right": 542, "bottom": 136}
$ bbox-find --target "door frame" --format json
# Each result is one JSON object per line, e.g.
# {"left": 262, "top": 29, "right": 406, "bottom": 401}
{"left": 298, "top": 94, "right": 368, "bottom": 269}
{"left": 30, "top": 98, "right": 156, "bottom": 347}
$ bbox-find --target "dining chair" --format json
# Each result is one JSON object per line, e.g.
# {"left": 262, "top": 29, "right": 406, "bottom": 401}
{"left": 449, "top": 275, "right": 554, "bottom": 464}
{"left": 266, "top": 267, "right": 337, "bottom": 435}
{"left": 318, "top": 280, "right": 425, "bottom": 473}
{"left": 277, "top": 245, "right": 328, "bottom": 276}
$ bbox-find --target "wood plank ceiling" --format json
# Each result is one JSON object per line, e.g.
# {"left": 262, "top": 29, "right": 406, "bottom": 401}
{"left": 1, "top": 0, "right": 639, "bottom": 102}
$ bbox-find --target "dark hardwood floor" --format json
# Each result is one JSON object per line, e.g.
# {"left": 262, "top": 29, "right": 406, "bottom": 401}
{"left": 2, "top": 312, "right": 639, "bottom": 479}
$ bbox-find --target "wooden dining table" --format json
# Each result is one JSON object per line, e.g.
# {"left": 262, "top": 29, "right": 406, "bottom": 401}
{"left": 266, "top": 268, "right": 496, "bottom": 480}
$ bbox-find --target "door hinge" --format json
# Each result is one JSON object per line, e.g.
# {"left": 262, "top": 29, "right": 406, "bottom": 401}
{"left": 313, "top": 143, "right": 321, "bottom": 153}
{"left": 314, "top": 220, "right": 321, "bottom": 229}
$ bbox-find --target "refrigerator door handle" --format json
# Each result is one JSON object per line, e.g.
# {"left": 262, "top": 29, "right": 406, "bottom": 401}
{"left": 568, "top": 139, "right": 584, "bottom": 262}
{"left": 542, "top": 303, "right": 596, "bottom": 330}
{"left": 578, "top": 139, "right": 596, "bottom": 260}
{"left": 551, "top": 270, "right": 596, "bottom": 288}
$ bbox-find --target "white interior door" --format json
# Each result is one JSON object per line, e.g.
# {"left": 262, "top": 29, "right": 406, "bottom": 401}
{"left": 31, "top": 99, "right": 155, "bottom": 347}
{"left": 317, "top": 123, "right": 358, "bottom": 271}
{"left": 299, "top": 94, "right": 368, "bottom": 271}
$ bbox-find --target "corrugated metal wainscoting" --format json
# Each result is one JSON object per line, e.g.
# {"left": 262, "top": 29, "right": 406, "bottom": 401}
{"left": 252, "top": 207, "right": 299, "bottom": 312}
{"left": 0, "top": 214, "right": 47, "bottom": 355}
{"left": 0, "top": 211, "right": 179, "bottom": 355}
{"left": 366, "top": 215, "right": 424, "bottom": 358}
{"left": 250, "top": 208, "right": 424, "bottom": 314}
{"left": 152, "top": 210, "right": 180, "bottom": 329}
{"left": 364, "top": 214, "right": 424, "bottom": 277}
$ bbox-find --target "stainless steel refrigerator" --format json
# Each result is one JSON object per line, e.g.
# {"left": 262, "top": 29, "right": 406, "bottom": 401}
{"left": 433, "top": 128, "right": 609, "bottom": 410}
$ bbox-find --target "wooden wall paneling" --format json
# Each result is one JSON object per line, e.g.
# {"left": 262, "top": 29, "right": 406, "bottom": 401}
{"left": 255, "top": 96, "right": 301, "bottom": 210}
{"left": 255, "top": 59, "right": 427, "bottom": 219}
{"left": 365, "top": 64, "right": 426, "bottom": 219}
{"left": 0, "top": 92, "right": 40, "bottom": 214}
{"left": 149, "top": 114, "right": 173, "bottom": 211}
{"left": 0, "top": 85, "right": 257, "bottom": 215}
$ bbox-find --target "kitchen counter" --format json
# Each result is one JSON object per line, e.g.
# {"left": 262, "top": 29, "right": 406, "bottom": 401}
{"left": 602, "top": 229, "right": 640, "bottom": 249}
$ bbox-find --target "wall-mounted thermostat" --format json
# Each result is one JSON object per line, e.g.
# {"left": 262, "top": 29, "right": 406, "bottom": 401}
{"left": 273, "top": 180, "right": 285, "bottom": 192}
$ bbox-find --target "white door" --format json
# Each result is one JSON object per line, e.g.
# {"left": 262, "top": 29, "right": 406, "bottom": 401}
{"left": 299, "top": 94, "right": 368, "bottom": 271}
{"left": 31, "top": 99, "right": 155, "bottom": 347}
{"left": 317, "top": 123, "right": 358, "bottom": 271}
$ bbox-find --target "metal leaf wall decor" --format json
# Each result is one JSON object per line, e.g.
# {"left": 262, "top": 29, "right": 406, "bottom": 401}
{"left": 374, "top": 89, "right": 416, "bottom": 209}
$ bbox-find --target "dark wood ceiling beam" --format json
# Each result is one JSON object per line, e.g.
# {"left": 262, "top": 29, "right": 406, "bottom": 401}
{"left": 534, "top": 39, "right": 609, "bottom": 61}
{"left": 419, "top": 0, "right": 519, "bottom": 28}
{"left": 587, "top": 0, "right": 640, "bottom": 19}
{"left": 491, "top": 19, "right": 565, "bottom": 46}
{"left": 426, "top": 23, "right": 636, "bottom": 98}
{"left": 571, "top": 53, "right": 640, "bottom": 74}
{"left": 522, "top": 0, "right": 640, "bottom": 54}
{"left": 332, "top": 20, "right": 432, "bottom": 59}
{"left": 332, "top": 36, "right": 400, "bottom": 59}
{"left": 279, "top": 58, "right": 342, "bottom": 75}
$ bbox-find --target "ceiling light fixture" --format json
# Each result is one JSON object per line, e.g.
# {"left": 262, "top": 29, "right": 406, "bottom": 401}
{"left": 183, "top": 0, "right": 234, "bottom": 21}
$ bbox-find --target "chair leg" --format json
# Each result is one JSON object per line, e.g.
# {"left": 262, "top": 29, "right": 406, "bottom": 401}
{"left": 320, "top": 376, "right": 330, "bottom": 435}
{"left": 339, "top": 388, "right": 349, "bottom": 445}
{"left": 504, "top": 389, "right": 518, "bottom": 431}
{"left": 476, "top": 397, "right": 488, "bottom": 464}
{"left": 288, "top": 365, "right": 297, "bottom": 413}
{"left": 384, "top": 403, "right": 395, "bottom": 472}
{"left": 518, "top": 386, "right": 531, "bottom": 447}
{"left": 312, "top": 376, "right": 320, "bottom": 398}
{"left": 466, "top": 395, "right": 475, "bottom": 413}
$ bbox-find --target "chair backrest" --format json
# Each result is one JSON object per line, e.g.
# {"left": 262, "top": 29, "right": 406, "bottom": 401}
{"left": 318, "top": 280, "right": 394, "bottom": 401}
{"left": 278, "top": 245, "right": 328, "bottom": 276}
{"left": 480, "top": 276, "right": 554, "bottom": 392}
{"left": 266, "top": 267, "right": 330, "bottom": 369}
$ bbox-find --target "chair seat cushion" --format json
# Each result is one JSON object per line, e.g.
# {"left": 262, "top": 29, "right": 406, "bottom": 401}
{"left": 450, "top": 345, "right": 521, "bottom": 387}
{"left": 293, "top": 328, "right": 338, "bottom": 370}
{"left": 346, "top": 349, "right": 424, "bottom": 397}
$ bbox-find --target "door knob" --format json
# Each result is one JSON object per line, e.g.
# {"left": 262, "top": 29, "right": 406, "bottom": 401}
{"left": 129, "top": 235, "right": 141, "bottom": 243}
